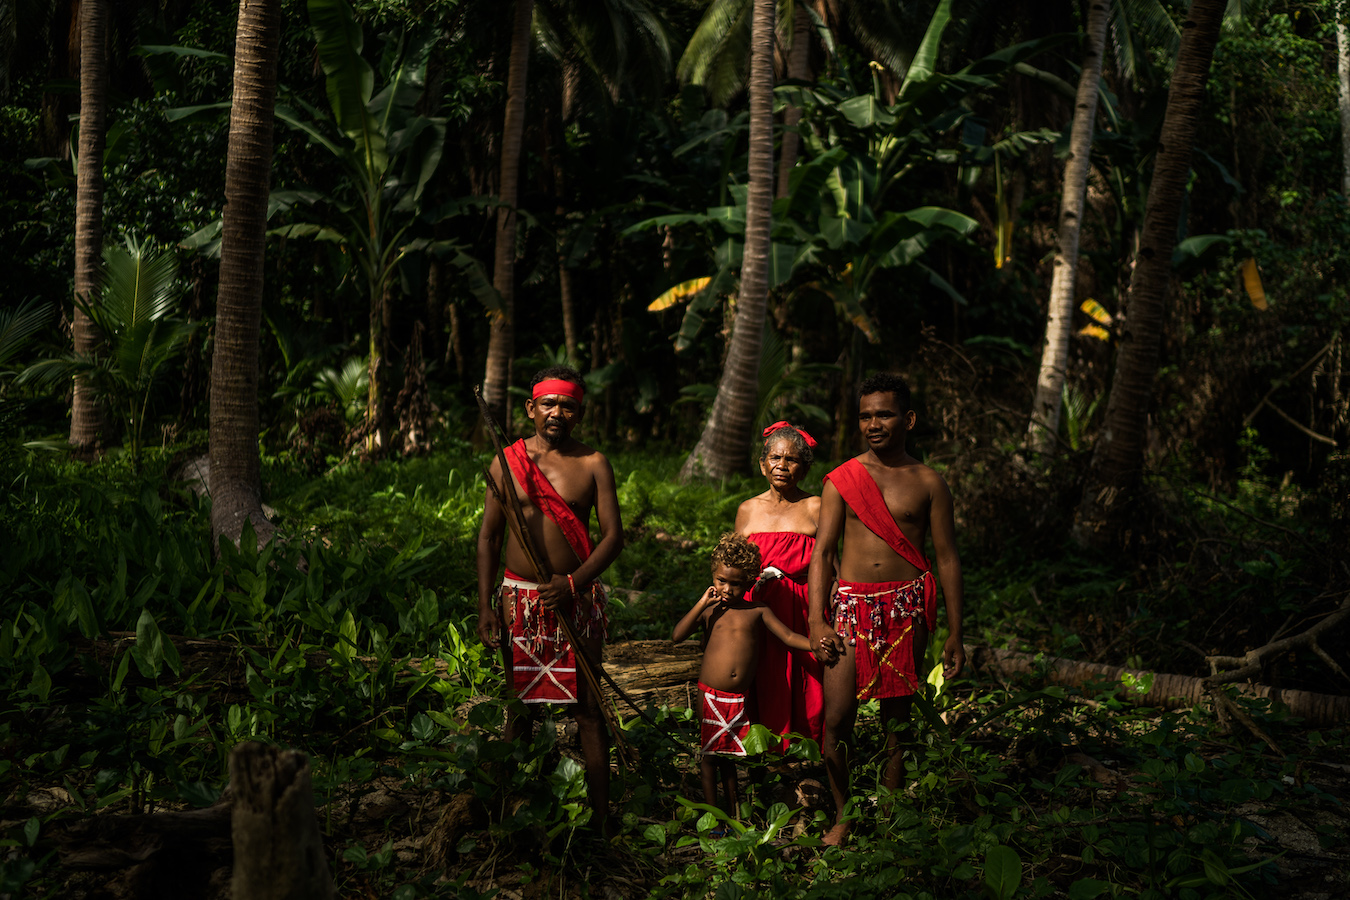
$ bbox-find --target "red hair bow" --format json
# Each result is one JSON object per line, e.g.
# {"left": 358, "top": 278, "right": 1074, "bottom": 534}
{"left": 762, "top": 421, "right": 817, "bottom": 448}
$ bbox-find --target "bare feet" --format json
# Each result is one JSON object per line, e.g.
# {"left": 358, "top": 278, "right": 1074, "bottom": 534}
{"left": 821, "top": 822, "right": 850, "bottom": 846}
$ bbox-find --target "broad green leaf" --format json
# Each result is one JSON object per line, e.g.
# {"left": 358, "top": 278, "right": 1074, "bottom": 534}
{"left": 834, "top": 156, "right": 877, "bottom": 221}
{"left": 741, "top": 724, "right": 778, "bottom": 755}
{"left": 819, "top": 215, "right": 869, "bottom": 249}
{"left": 135, "top": 609, "right": 166, "bottom": 677}
{"left": 139, "top": 44, "right": 229, "bottom": 62}
{"left": 838, "top": 95, "right": 893, "bottom": 129}
{"left": 162, "top": 101, "right": 231, "bottom": 123}
{"left": 179, "top": 220, "right": 223, "bottom": 256}
{"left": 983, "top": 844, "right": 1022, "bottom": 900}
{"left": 1067, "top": 878, "right": 1110, "bottom": 900}
{"left": 785, "top": 147, "right": 847, "bottom": 220}
{"left": 714, "top": 237, "right": 743, "bottom": 268}
{"left": 899, "top": 0, "right": 953, "bottom": 95}
{"left": 392, "top": 116, "right": 446, "bottom": 205}
{"left": 29, "top": 665, "right": 51, "bottom": 702}
{"left": 1172, "top": 233, "right": 1232, "bottom": 268}
{"left": 622, "top": 212, "right": 712, "bottom": 236}
{"left": 335, "top": 608, "right": 359, "bottom": 663}
{"left": 902, "top": 206, "right": 979, "bottom": 236}
{"left": 369, "top": 29, "right": 432, "bottom": 137}
{"left": 674, "top": 265, "right": 736, "bottom": 352}
{"left": 268, "top": 223, "right": 347, "bottom": 243}
{"left": 768, "top": 243, "right": 799, "bottom": 288}
{"left": 273, "top": 105, "right": 346, "bottom": 158}
{"left": 308, "top": 0, "right": 387, "bottom": 180}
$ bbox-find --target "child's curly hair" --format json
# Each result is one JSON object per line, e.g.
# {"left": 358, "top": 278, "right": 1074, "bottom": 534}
{"left": 710, "top": 532, "right": 761, "bottom": 576}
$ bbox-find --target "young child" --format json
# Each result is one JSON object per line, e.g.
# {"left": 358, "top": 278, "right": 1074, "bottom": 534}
{"left": 672, "top": 532, "right": 814, "bottom": 820}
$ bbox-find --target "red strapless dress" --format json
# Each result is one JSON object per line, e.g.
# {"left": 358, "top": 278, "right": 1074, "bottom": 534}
{"left": 748, "top": 531, "right": 824, "bottom": 750}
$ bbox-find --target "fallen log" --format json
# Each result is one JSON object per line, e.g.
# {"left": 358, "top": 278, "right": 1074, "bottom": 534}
{"left": 968, "top": 646, "right": 1350, "bottom": 726}
{"left": 56, "top": 803, "right": 232, "bottom": 869}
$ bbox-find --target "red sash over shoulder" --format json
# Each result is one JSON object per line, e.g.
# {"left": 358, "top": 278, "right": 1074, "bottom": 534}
{"left": 824, "top": 458, "right": 937, "bottom": 630}
{"left": 504, "top": 439, "right": 594, "bottom": 565}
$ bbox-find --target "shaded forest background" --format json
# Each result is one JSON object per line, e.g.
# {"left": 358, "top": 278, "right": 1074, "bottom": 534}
{"left": 1, "top": 0, "right": 1348, "bottom": 897}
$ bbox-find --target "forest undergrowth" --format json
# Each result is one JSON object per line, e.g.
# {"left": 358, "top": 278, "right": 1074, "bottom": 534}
{"left": 0, "top": 441, "right": 1346, "bottom": 899}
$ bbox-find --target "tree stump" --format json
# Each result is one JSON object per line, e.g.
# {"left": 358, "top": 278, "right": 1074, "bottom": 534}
{"left": 229, "top": 742, "right": 334, "bottom": 900}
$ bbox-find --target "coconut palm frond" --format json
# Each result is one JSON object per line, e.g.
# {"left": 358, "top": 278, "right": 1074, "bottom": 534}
{"left": 678, "top": 0, "right": 753, "bottom": 105}
{"left": 0, "top": 296, "right": 55, "bottom": 372}
{"left": 532, "top": 1, "right": 567, "bottom": 63}
{"left": 315, "top": 356, "right": 369, "bottom": 423}
{"left": 1112, "top": 0, "right": 1178, "bottom": 85}
{"left": 96, "top": 234, "right": 183, "bottom": 335}
{"left": 840, "top": 0, "right": 920, "bottom": 77}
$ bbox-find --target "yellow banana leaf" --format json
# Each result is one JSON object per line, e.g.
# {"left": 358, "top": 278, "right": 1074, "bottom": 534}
{"left": 1242, "top": 258, "right": 1267, "bottom": 310}
{"left": 1080, "top": 298, "right": 1112, "bottom": 325}
{"left": 648, "top": 277, "right": 713, "bottom": 312}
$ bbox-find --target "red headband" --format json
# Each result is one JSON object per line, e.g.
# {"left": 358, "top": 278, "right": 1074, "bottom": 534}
{"left": 763, "top": 421, "right": 817, "bottom": 448}
{"left": 532, "top": 378, "right": 584, "bottom": 402}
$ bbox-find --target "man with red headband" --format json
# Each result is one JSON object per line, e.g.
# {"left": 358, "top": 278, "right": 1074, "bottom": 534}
{"left": 807, "top": 372, "right": 965, "bottom": 846}
{"left": 476, "top": 365, "right": 624, "bottom": 835}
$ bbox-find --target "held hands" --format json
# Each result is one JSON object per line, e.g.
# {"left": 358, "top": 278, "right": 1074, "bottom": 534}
{"left": 810, "top": 625, "right": 846, "bottom": 664}
{"left": 942, "top": 634, "right": 966, "bottom": 679}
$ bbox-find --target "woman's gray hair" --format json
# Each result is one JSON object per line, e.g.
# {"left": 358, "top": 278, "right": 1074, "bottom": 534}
{"left": 760, "top": 424, "right": 814, "bottom": 469}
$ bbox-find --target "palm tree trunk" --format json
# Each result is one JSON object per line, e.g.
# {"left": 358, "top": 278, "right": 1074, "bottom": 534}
{"left": 210, "top": 0, "right": 281, "bottom": 548}
{"left": 366, "top": 277, "right": 394, "bottom": 455}
{"left": 1026, "top": 0, "right": 1109, "bottom": 453}
{"left": 70, "top": 0, "right": 108, "bottom": 454}
{"left": 680, "top": 0, "right": 774, "bottom": 480}
{"left": 1339, "top": 11, "right": 1350, "bottom": 197}
{"left": 557, "top": 55, "right": 581, "bottom": 363}
{"left": 483, "top": 0, "right": 534, "bottom": 426}
{"left": 1073, "top": 0, "right": 1226, "bottom": 546}
{"left": 776, "top": 4, "right": 812, "bottom": 199}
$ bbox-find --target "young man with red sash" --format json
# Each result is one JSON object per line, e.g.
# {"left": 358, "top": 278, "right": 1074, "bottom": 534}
{"left": 807, "top": 372, "right": 965, "bottom": 845}
{"left": 476, "top": 365, "right": 624, "bottom": 834}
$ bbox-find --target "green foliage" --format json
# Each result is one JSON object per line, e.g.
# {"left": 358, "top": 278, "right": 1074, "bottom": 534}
{"left": 19, "top": 235, "right": 198, "bottom": 468}
{"left": 269, "top": 0, "right": 497, "bottom": 314}
{"left": 2, "top": 443, "right": 1346, "bottom": 895}
{"left": 0, "top": 297, "right": 53, "bottom": 377}
{"left": 0, "top": 450, "right": 493, "bottom": 863}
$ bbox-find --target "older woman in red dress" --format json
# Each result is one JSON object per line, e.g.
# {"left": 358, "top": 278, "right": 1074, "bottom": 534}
{"left": 734, "top": 422, "right": 824, "bottom": 750}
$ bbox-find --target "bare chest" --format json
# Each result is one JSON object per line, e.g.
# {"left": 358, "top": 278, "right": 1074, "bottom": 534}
{"left": 513, "top": 455, "right": 595, "bottom": 517}
{"left": 707, "top": 606, "right": 763, "bottom": 642}
{"left": 744, "top": 498, "right": 816, "bottom": 536}
{"left": 861, "top": 466, "right": 930, "bottom": 528}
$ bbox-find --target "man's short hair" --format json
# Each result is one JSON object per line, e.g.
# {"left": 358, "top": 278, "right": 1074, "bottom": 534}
{"left": 711, "top": 532, "right": 761, "bottom": 576}
{"left": 858, "top": 372, "right": 912, "bottom": 411}
{"left": 530, "top": 365, "right": 586, "bottom": 395}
